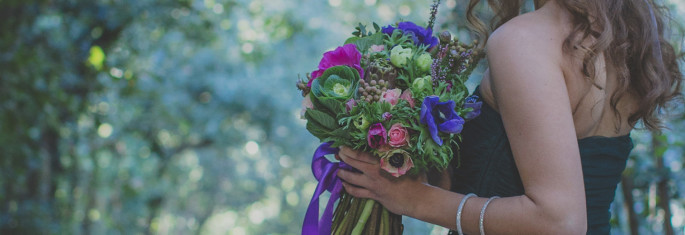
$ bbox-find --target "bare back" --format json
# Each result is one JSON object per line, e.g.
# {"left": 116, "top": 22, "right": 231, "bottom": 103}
{"left": 478, "top": 1, "right": 639, "bottom": 139}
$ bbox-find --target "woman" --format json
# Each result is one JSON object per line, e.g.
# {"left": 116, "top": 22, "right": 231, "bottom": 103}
{"left": 336, "top": 0, "right": 682, "bottom": 234}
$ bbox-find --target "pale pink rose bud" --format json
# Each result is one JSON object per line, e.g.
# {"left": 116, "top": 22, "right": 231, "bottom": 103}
{"left": 380, "top": 88, "right": 402, "bottom": 106}
{"left": 370, "top": 44, "right": 386, "bottom": 53}
{"left": 399, "top": 89, "right": 414, "bottom": 108}
{"left": 300, "top": 94, "right": 314, "bottom": 119}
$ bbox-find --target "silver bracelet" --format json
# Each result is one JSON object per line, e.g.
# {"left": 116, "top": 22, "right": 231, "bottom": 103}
{"left": 456, "top": 193, "right": 476, "bottom": 235}
{"left": 479, "top": 196, "right": 500, "bottom": 235}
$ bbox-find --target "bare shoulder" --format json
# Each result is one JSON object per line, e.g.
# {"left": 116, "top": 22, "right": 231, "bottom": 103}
{"left": 486, "top": 10, "right": 567, "bottom": 64}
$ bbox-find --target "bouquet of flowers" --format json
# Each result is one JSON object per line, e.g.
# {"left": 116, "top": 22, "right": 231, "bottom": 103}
{"left": 298, "top": 2, "right": 483, "bottom": 234}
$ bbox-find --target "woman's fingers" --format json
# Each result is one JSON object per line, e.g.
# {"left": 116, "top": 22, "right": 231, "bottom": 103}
{"left": 337, "top": 169, "right": 373, "bottom": 189}
{"left": 338, "top": 154, "right": 371, "bottom": 173}
{"left": 338, "top": 149, "right": 379, "bottom": 173}
{"left": 342, "top": 181, "right": 375, "bottom": 200}
{"left": 339, "top": 146, "right": 379, "bottom": 165}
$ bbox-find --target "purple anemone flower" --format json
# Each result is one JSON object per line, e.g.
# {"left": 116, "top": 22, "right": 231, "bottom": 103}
{"left": 367, "top": 123, "right": 387, "bottom": 149}
{"left": 382, "top": 22, "right": 439, "bottom": 48}
{"left": 420, "top": 96, "right": 465, "bottom": 146}
{"left": 463, "top": 95, "right": 483, "bottom": 120}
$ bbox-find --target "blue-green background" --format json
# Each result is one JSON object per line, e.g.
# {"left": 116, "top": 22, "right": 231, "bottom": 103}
{"left": 1, "top": 0, "right": 684, "bottom": 234}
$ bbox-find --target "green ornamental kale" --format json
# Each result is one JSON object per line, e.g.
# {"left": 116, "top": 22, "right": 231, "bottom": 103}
{"left": 310, "top": 65, "right": 361, "bottom": 113}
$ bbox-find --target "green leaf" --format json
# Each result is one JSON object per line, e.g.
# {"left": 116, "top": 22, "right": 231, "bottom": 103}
{"left": 305, "top": 109, "right": 339, "bottom": 131}
{"left": 352, "top": 32, "right": 384, "bottom": 53}
{"left": 313, "top": 96, "right": 344, "bottom": 115}
{"left": 306, "top": 120, "right": 332, "bottom": 140}
{"left": 329, "top": 127, "right": 350, "bottom": 138}
{"left": 344, "top": 37, "right": 361, "bottom": 45}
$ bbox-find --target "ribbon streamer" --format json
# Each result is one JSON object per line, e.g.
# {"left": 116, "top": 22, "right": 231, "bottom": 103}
{"left": 302, "top": 142, "right": 351, "bottom": 235}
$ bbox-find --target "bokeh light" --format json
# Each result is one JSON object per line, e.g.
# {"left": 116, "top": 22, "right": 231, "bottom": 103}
{"left": 2, "top": 0, "right": 684, "bottom": 234}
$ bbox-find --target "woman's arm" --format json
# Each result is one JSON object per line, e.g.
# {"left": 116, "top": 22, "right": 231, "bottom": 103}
{"left": 337, "top": 13, "right": 587, "bottom": 234}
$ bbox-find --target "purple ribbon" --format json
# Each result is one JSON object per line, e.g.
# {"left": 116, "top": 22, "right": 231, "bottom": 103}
{"left": 302, "top": 142, "right": 351, "bottom": 235}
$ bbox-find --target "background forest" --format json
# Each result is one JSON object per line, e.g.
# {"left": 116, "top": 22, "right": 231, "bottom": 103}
{"left": 1, "top": 0, "right": 684, "bottom": 234}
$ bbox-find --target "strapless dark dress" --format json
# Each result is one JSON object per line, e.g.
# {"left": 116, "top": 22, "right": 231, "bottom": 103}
{"left": 448, "top": 87, "right": 634, "bottom": 235}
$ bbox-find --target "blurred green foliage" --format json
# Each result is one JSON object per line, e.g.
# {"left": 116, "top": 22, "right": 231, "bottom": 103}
{"left": 0, "top": 0, "right": 683, "bottom": 234}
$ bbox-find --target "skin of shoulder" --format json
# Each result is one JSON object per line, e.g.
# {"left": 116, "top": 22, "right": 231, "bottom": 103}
{"left": 487, "top": 10, "right": 567, "bottom": 82}
{"left": 480, "top": 7, "right": 589, "bottom": 234}
{"left": 480, "top": 9, "right": 571, "bottom": 109}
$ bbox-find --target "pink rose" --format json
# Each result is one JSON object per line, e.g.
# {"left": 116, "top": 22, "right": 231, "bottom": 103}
{"left": 300, "top": 94, "right": 314, "bottom": 119}
{"left": 388, "top": 123, "right": 409, "bottom": 147}
{"left": 380, "top": 149, "right": 414, "bottom": 177}
{"left": 400, "top": 89, "right": 414, "bottom": 108}
{"left": 381, "top": 88, "right": 402, "bottom": 106}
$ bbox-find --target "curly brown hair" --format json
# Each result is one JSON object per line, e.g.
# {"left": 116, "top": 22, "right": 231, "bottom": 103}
{"left": 466, "top": 0, "right": 684, "bottom": 131}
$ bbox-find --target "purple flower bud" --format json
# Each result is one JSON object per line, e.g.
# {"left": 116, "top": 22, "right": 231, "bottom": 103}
{"left": 345, "top": 99, "right": 357, "bottom": 113}
{"left": 463, "top": 95, "right": 483, "bottom": 120}
{"left": 382, "top": 112, "right": 392, "bottom": 121}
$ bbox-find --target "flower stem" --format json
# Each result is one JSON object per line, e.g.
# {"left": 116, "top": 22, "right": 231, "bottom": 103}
{"left": 379, "top": 208, "right": 389, "bottom": 235}
{"left": 336, "top": 196, "right": 361, "bottom": 235}
{"left": 332, "top": 192, "right": 352, "bottom": 234}
{"left": 351, "top": 199, "right": 375, "bottom": 235}
{"left": 365, "top": 202, "right": 381, "bottom": 234}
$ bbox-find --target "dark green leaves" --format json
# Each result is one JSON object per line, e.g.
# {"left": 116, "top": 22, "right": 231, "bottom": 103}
{"left": 352, "top": 22, "right": 380, "bottom": 37}
{"left": 350, "top": 32, "right": 384, "bottom": 54}
{"left": 306, "top": 109, "right": 338, "bottom": 131}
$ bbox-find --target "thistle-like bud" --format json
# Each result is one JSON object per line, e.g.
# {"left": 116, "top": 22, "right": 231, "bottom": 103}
{"left": 439, "top": 31, "right": 452, "bottom": 44}
{"left": 296, "top": 80, "right": 307, "bottom": 90}
{"left": 296, "top": 79, "right": 310, "bottom": 97}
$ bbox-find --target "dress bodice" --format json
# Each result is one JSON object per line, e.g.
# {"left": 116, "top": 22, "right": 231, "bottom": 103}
{"left": 449, "top": 86, "right": 634, "bottom": 235}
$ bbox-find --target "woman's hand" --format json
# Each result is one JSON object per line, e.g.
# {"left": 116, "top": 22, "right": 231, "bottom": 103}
{"left": 336, "top": 146, "right": 428, "bottom": 216}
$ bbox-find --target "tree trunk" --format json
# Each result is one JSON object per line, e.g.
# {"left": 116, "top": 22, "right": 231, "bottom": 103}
{"left": 621, "top": 176, "right": 639, "bottom": 235}
{"left": 81, "top": 154, "right": 99, "bottom": 235}
{"left": 652, "top": 132, "right": 674, "bottom": 235}
{"left": 39, "top": 128, "right": 61, "bottom": 202}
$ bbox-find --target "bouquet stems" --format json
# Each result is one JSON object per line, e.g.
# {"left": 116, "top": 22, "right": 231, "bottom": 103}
{"left": 332, "top": 191, "right": 403, "bottom": 235}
